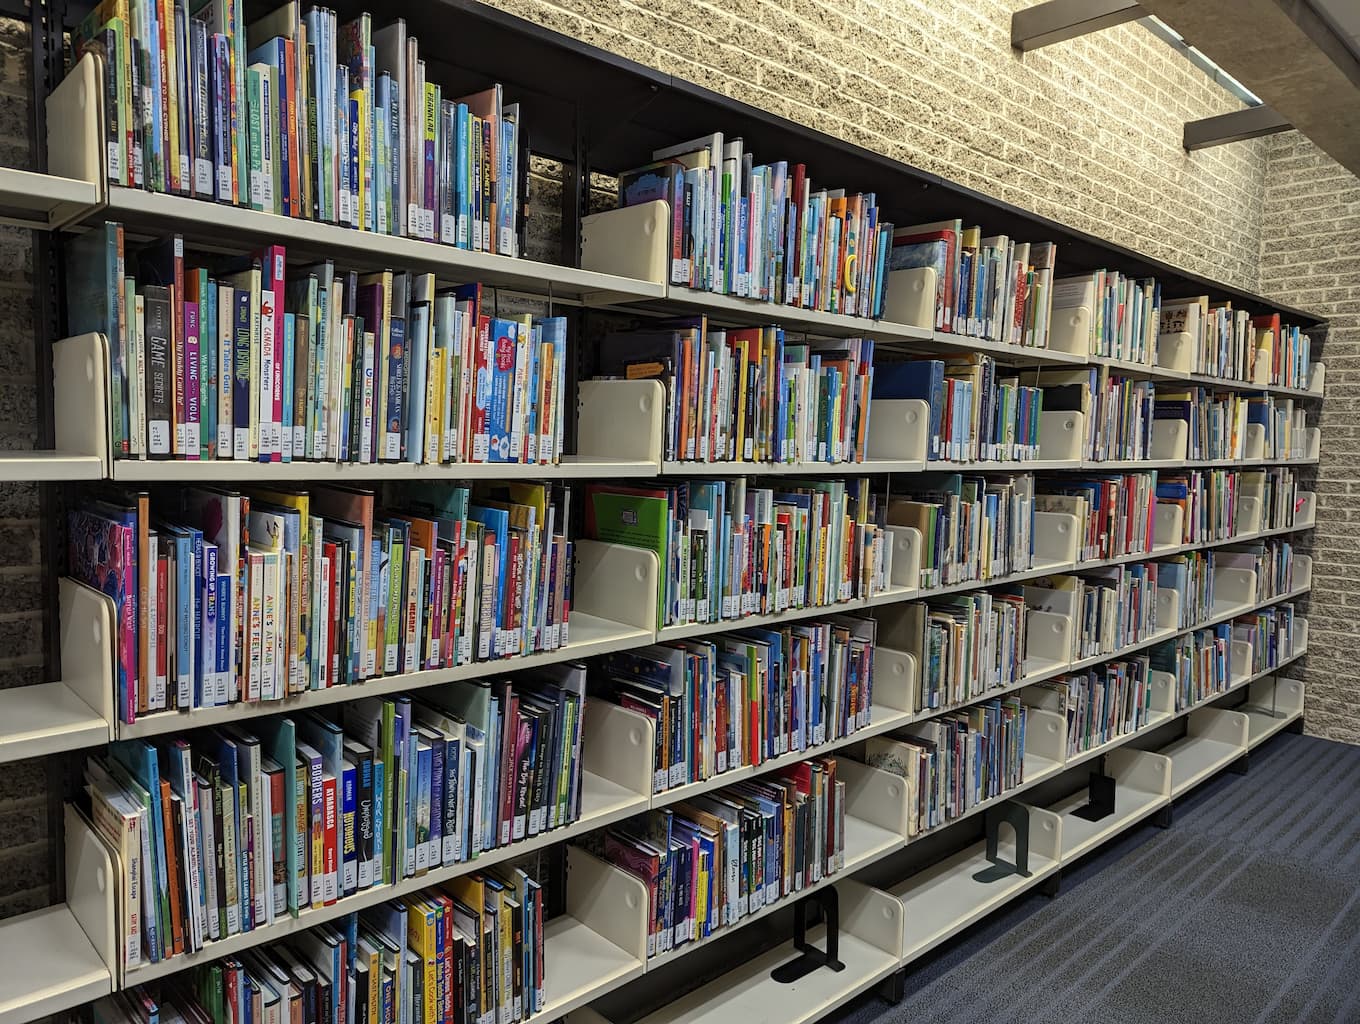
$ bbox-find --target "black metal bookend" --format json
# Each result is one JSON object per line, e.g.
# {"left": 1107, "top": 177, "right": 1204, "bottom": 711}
{"left": 771, "top": 889, "right": 846, "bottom": 983}
{"left": 972, "top": 801, "right": 1032, "bottom": 883}
{"left": 1072, "top": 757, "right": 1117, "bottom": 822}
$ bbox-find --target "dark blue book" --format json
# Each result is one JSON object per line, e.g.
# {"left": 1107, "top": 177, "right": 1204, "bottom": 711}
{"left": 872, "top": 359, "right": 945, "bottom": 460}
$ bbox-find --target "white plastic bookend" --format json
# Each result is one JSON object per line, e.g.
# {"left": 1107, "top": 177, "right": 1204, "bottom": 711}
{"left": 1038, "top": 411, "right": 1083, "bottom": 464}
{"left": 1234, "top": 494, "right": 1263, "bottom": 537}
{"left": 64, "top": 804, "right": 120, "bottom": 983}
{"left": 1156, "top": 588, "right": 1182, "bottom": 631}
{"left": 1033, "top": 512, "right": 1079, "bottom": 567}
{"left": 577, "top": 379, "right": 664, "bottom": 466}
{"left": 1156, "top": 332, "right": 1194, "bottom": 374}
{"left": 1305, "top": 428, "right": 1321, "bottom": 461}
{"left": 1296, "top": 492, "right": 1317, "bottom": 528}
{"left": 1213, "top": 567, "right": 1257, "bottom": 611}
{"left": 1148, "top": 671, "right": 1176, "bottom": 718}
{"left": 580, "top": 201, "right": 670, "bottom": 286}
{"left": 1230, "top": 640, "right": 1253, "bottom": 681}
{"left": 582, "top": 701, "right": 655, "bottom": 801}
{"left": 837, "top": 759, "right": 910, "bottom": 842}
{"left": 1293, "top": 617, "right": 1309, "bottom": 658}
{"left": 1023, "top": 611, "right": 1072, "bottom": 678}
{"left": 1024, "top": 807, "right": 1063, "bottom": 864}
{"left": 1150, "top": 419, "right": 1188, "bottom": 462}
{"left": 564, "top": 846, "right": 649, "bottom": 965}
{"left": 1309, "top": 363, "right": 1326, "bottom": 396}
{"left": 53, "top": 333, "right": 111, "bottom": 476}
{"left": 1107, "top": 748, "right": 1172, "bottom": 800}
{"left": 883, "top": 526, "right": 922, "bottom": 592}
{"left": 1153, "top": 503, "right": 1185, "bottom": 549}
{"left": 1025, "top": 708, "right": 1067, "bottom": 765}
{"left": 60, "top": 577, "right": 117, "bottom": 737}
{"left": 1252, "top": 356, "right": 1272, "bottom": 386}
{"left": 872, "top": 646, "right": 918, "bottom": 716}
{"left": 866, "top": 399, "right": 930, "bottom": 463}
{"left": 45, "top": 52, "right": 107, "bottom": 204}
{"left": 1185, "top": 708, "right": 1249, "bottom": 751}
{"left": 1047, "top": 306, "right": 1090, "bottom": 356}
{"left": 836, "top": 880, "right": 904, "bottom": 959}
{"left": 1242, "top": 423, "right": 1266, "bottom": 461}
{"left": 571, "top": 540, "right": 658, "bottom": 632}
{"left": 1295, "top": 554, "right": 1313, "bottom": 591}
{"left": 1248, "top": 676, "right": 1304, "bottom": 718}
{"left": 882, "top": 268, "right": 937, "bottom": 330}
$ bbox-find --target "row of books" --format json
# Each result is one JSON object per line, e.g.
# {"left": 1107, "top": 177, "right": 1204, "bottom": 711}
{"left": 95, "top": 860, "right": 548, "bottom": 1024}
{"left": 71, "top": 230, "right": 566, "bottom": 465}
{"left": 75, "top": 6, "right": 523, "bottom": 253}
{"left": 1250, "top": 396, "right": 1311, "bottom": 461}
{"left": 873, "top": 354, "right": 1045, "bottom": 463}
{"left": 596, "top": 324, "right": 875, "bottom": 465}
{"left": 1159, "top": 302, "right": 1312, "bottom": 388}
{"left": 68, "top": 482, "right": 573, "bottom": 724}
{"left": 1152, "top": 624, "right": 1232, "bottom": 711}
{"left": 1241, "top": 540, "right": 1297, "bottom": 604}
{"left": 620, "top": 136, "right": 894, "bottom": 317}
{"left": 595, "top": 617, "right": 874, "bottom": 796}
{"left": 1045, "top": 562, "right": 1161, "bottom": 662}
{"left": 887, "top": 473, "right": 1035, "bottom": 590}
{"left": 863, "top": 698, "right": 1028, "bottom": 836}
{"left": 1233, "top": 604, "right": 1298, "bottom": 675}
{"left": 892, "top": 224, "right": 1058, "bottom": 348}
{"left": 585, "top": 478, "right": 889, "bottom": 630}
{"left": 594, "top": 764, "right": 845, "bottom": 958}
{"left": 82, "top": 673, "right": 583, "bottom": 969}
{"left": 1156, "top": 550, "right": 1215, "bottom": 628}
{"left": 1026, "top": 656, "right": 1153, "bottom": 758}
{"left": 906, "top": 591, "right": 1028, "bottom": 713}
{"left": 1155, "top": 389, "right": 1309, "bottom": 462}
{"left": 1038, "top": 472, "right": 1156, "bottom": 562}
{"left": 1052, "top": 271, "right": 1161, "bottom": 364}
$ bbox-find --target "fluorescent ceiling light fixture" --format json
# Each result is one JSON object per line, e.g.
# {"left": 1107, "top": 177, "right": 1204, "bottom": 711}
{"left": 1142, "top": 15, "right": 1264, "bottom": 106}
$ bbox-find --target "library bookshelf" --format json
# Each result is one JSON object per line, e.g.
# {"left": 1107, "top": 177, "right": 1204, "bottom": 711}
{"left": 0, "top": 4, "right": 1327, "bottom": 1024}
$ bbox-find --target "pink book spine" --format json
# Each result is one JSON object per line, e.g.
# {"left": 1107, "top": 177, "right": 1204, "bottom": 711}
{"left": 184, "top": 301, "right": 201, "bottom": 460}
{"left": 264, "top": 244, "right": 287, "bottom": 462}
{"left": 429, "top": 549, "right": 444, "bottom": 669}
{"left": 121, "top": 524, "right": 139, "bottom": 724}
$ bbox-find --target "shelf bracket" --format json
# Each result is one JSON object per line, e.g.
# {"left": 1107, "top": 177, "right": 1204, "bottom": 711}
{"left": 771, "top": 889, "right": 845, "bottom": 983}
{"left": 1011, "top": 0, "right": 1142, "bottom": 51}
{"left": 1184, "top": 106, "right": 1291, "bottom": 151}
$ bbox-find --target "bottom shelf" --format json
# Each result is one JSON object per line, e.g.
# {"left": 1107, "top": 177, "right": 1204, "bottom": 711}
{"left": 1241, "top": 676, "right": 1306, "bottom": 749}
{"left": 623, "top": 883, "right": 903, "bottom": 1024}
{"left": 0, "top": 903, "right": 112, "bottom": 1024}
{"left": 1161, "top": 708, "right": 1250, "bottom": 798}
{"left": 893, "top": 807, "right": 1062, "bottom": 964}
{"left": 1047, "top": 749, "right": 1172, "bottom": 863}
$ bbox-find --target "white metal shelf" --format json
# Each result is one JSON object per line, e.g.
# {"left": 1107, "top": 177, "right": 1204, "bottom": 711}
{"left": 109, "top": 454, "right": 659, "bottom": 483}
{"left": 99, "top": 186, "right": 667, "bottom": 302}
{"left": 0, "top": 451, "right": 104, "bottom": 482}
{"left": 1161, "top": 708, "right": 1250, "bottom": 798}
{"left": 0, "top": 904, "right": 111, "bottom": 1024}
{"left": 0, "top": 165, "right": 100, "bottom": 231}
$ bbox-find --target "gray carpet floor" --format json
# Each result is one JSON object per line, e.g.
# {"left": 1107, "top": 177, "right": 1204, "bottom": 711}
{"left": 827, "top": 731, "right": 1360, "bottom": 1024}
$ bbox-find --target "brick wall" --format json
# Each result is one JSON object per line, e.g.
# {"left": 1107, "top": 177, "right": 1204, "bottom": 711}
{"left": 0, "top": 12, "right": 57, "bottom": 922}
{"left": 486, "top": 0, "right": 1272, "bottom": 291}
{"left": 1259, "top": 131, "right": 1360, "bottom": 743}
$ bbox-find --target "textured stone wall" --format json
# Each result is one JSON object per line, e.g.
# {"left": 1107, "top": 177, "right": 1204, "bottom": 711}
{"left": 1259, "top": 131, "right": 1360, "bottom": 743}
{"left": 485, "top": 0, "right": 1272, "bottom": 291}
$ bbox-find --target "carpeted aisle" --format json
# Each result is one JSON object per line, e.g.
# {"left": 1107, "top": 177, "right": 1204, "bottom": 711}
{"left": 827, "top": 732, "right": 1360, "bottom": 1024}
